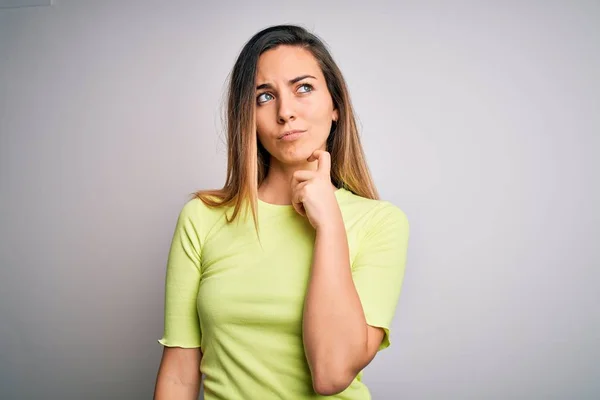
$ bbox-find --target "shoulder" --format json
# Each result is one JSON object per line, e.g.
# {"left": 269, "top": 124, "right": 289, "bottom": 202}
{"left": 175, "top": 196, "right": 230, "bottom": 233}
{"left": 179, "top": 194, "right": 230, "bottom": 215}
{"left": 371, "top": 201, "right": 408, "bottom": 230}
{"left": 339, "top": 189, "right": 409, "bottom": 233}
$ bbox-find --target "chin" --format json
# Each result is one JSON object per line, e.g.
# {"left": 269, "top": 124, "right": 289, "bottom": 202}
{"left": 276, "top": 146, "right": 315, "bottom": 166}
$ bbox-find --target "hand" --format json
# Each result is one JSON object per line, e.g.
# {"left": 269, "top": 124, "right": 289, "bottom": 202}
{"left": 291, "top": 150, "right": 341, "bottom": 230}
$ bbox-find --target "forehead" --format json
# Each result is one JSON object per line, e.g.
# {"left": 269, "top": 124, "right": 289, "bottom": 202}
{"left": 256, "top": 46, "right": 323, "bottom": 82}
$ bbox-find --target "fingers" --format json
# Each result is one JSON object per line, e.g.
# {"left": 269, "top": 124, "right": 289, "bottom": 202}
{"left": 292, "top": 202, "right": 306, "bottom": 217}
{"left": 292, "top": 181, "right": 308, "bottom": 216}
{"left": 292, "top": 181, "right": 308, "bottom": 203}
{"left": 292, "top": 180, "right": 309, "bottom": 217}
{"left": 290, "top": 150, "right": 332, "bottom": 219}
{"left": 307, "top": 150, "right": 331, "bottom": 176}
{"left": 291, "top": 170, "right": 316, "bottom": 188}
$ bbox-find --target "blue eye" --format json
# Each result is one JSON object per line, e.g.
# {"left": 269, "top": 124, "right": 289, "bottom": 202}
{"left": 257, "top": 92, "right": 273, "bottom": 104}
{"left": 256, "top": 83, "right": 313, "bottom": 105}
{"left": 298, "top": 83, "right": 313, "bottom": 93}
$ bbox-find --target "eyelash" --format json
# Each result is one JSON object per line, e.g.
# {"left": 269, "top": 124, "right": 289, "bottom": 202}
{"left": 257, "top": 83, "right": 314, "bottom": 105}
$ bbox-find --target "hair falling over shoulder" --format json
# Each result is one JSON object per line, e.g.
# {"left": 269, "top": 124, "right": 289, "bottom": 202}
{"left": 193, "top": 24, "right": 379, "bottom": 230}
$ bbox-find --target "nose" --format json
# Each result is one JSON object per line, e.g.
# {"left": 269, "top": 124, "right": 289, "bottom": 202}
{"left": 277, "top": 91, "right": 296, "bottom": 124}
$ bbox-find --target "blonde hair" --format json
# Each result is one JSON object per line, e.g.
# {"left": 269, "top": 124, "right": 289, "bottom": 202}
{"left": 194, "top": 24, "right": 379, "bottom": 229}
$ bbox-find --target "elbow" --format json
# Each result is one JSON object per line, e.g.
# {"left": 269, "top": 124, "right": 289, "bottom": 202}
{"left": 311, "top": 366, "right": 356, "bottom": 396}
{"left": 313, "top": 378, "right": 348, "bottom": 396}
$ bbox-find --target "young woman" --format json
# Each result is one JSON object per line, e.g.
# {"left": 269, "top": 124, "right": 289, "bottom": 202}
{"left": 154, "top": 24, "right": 410, "bottom": 400}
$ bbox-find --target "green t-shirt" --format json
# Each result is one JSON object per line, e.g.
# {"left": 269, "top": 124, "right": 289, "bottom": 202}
{"left": 158, "top": 188, "right": 409, "bottom": 399}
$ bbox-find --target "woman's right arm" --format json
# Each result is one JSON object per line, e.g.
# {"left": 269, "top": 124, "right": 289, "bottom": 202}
{"left": 154, "top": 346, "right": 203, "bottom": 400}
{"left": 155, "top": 200, "right": 205, "bottom": 398}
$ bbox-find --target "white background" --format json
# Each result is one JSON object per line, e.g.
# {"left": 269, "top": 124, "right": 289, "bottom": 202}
{"left": 1, "top": 0, "right": 598, "bottom": 398}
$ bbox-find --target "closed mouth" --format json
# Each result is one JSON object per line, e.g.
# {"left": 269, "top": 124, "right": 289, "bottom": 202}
{"left": 279, "top": 130, "right": 306, "bottom": 139}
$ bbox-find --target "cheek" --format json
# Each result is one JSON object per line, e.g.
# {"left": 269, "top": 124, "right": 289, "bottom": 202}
{"left": 305, "top": 96, "right": 333, "bottom": 123}
{"left": 255, "top": 122, "right": 278, "bottom": 155}
{"left": 255, "top": 113, "right": 271, "bottom": 140}
{"left": 256, "top": 130, "right": 271, "bottom": 152}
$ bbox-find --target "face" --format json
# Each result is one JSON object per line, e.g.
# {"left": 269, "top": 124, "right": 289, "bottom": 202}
{"left": 254, "top": 45, "right": 339, "bottom": 166}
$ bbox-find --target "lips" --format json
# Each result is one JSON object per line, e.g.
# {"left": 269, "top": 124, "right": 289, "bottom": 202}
{"left": 279, "top": 129, "right": 306, "bottom": 140}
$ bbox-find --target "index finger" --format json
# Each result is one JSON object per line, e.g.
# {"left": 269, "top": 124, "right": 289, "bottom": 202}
{"left": 310, "top": 150, "right": 331, "bottom": 176}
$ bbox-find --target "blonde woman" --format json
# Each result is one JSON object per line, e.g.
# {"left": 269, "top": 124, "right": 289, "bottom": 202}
{"left": 154, "top": 24, "right": 410, "bottom": 400}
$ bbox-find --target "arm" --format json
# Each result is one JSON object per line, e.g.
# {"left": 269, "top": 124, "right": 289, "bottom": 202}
{"left": 292, "top": 151, "right": 385, "bottom": 395}
{"left": 302, "top": 209, "right": 384, "bottom": 395}
{"left": 154, "top": 347, "right": 202, "bottom": 400}
{"left": 155, "top": 200, "right": 205, "bottom": 398}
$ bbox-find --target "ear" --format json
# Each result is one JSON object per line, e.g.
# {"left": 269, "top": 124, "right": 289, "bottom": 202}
{"left": 332, "top": 108, "right": 339, "bottom": 122}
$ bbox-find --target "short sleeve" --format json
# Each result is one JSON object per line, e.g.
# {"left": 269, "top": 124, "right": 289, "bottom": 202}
{"left": 351, "top": 202, "right": 410, "bottom": 351}
{"left": 158, "top": 200, "right": 203, "bottom": 348}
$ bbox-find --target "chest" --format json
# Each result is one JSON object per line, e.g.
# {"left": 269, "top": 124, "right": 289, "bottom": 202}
{"left": 196, "top": 214, "right": 319, "bottom": 333}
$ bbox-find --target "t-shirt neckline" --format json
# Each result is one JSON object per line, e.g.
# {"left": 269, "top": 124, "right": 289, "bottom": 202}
{"left": 258, "top": 187, "right": 347, "bottom": 214}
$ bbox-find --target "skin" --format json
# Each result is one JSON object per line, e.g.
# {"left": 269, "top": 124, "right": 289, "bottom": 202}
{"left": 255, "top": 45, "right": 338, "bottom": 203}
{"left": 255, "top": 45, "right": 384, "bottom": 395}
{"left": 154, "top": 45, "right": 383, "bottom": 399}
{"left": 154, "top": 347, "right": 201, "bottom": 399}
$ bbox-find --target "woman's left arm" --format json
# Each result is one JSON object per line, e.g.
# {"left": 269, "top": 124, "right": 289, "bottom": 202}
{"left": 292, "top": 150, "right": 387, "bottom": 396}
{"left": 303, "top": 215, "right": 385, "bottom": 396}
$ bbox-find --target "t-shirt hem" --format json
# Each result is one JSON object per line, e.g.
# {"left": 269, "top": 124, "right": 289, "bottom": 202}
{"left": 365, "top": 320, "right": 392, "bottom": 351}
{"left": 158, "top": 338, "right": 202, "bottom": 348}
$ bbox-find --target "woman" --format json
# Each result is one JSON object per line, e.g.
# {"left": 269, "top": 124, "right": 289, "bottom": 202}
{"left": 154, "top": 24, "right": 409, "bottom": 399}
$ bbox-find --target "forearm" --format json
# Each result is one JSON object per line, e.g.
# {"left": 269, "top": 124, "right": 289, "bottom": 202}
{"left": 302, "top": 212, "right": 368, "bottom": 394}
{"left": 154, "top": 348, "right": 202, "bottom": 400}
{"left": 154, "top": 373, "right": 200, "bottom": 400}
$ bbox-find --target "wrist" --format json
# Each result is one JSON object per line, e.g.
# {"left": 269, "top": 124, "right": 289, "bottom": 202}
{"left": 315, "top": 213, "right": 345, "bottom": 235}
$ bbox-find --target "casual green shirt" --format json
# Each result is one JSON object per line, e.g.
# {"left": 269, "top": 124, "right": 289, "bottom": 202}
{"left": 158, "top": 188, "right": 409, "bottom": 399}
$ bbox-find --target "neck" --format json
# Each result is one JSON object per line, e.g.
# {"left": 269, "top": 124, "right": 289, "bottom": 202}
{"left": 258, "top": 158, "right": 336, "bottom": 205}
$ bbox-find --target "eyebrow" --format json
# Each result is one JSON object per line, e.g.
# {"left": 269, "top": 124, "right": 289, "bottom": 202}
{"left": 256, "top": 74, "right": 317, "bottom": 91}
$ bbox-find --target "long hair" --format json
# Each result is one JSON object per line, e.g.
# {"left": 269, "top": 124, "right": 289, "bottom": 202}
{"left": 194, "top": 24, "right": 379, "bottom": 228}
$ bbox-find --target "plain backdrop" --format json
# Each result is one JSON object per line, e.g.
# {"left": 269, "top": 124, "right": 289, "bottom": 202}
{"left": 1, "top": 1, "right": 598, "bottom": 399}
